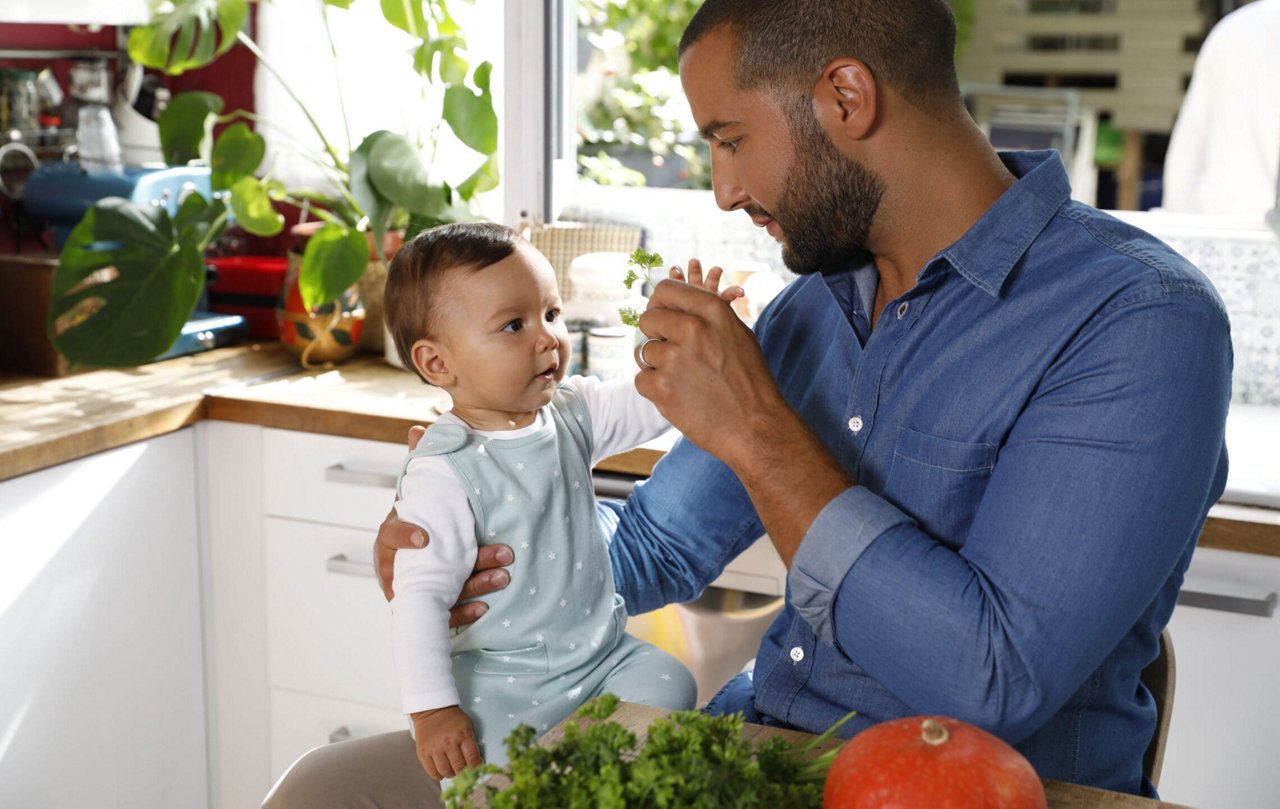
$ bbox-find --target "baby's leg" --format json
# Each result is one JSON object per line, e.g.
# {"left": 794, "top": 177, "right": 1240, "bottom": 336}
{"left": 594, "top": 633, "right": 697, "bottom": 711}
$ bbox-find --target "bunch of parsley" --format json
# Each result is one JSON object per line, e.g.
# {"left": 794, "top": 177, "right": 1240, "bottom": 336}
{"left": 619, "top": 248, "right": 664, "bottom": 327}
{"left": 443, "top": 694, "right": 852, "bottom": 808}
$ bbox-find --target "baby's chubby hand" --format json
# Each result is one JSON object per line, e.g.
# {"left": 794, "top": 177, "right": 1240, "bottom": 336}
{"left": 667, "top": 258, "right": 745, "bottom": 304}
{"left": 410, "top": 704, "right": 483, "bottom": 780}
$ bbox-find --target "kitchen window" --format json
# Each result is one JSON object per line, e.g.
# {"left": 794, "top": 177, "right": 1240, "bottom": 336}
{"left": 521, "top": 0, "right": 789, "bottom": 277}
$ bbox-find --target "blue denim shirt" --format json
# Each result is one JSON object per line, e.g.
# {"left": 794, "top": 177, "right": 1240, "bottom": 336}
{"left": 603, "top": 151, "right": 1232, "bottom": 796}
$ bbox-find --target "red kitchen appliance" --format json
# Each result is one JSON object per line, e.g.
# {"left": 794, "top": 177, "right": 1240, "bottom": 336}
{"left": 206, "top": 255, "right": 288, "bottom": 339}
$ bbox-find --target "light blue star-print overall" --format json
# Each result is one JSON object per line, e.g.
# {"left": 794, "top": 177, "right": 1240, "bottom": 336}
{"left": 400, "top": 383, "right": 696, "bottom": 765}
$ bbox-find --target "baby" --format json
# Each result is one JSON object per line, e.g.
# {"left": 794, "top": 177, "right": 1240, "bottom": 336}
{"left": 383, "top": 221, "right": 738, "bottom": 781}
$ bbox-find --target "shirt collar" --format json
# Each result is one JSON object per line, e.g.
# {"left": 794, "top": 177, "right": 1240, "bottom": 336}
{"left": 937, "top": 150, "right": 1072, "bottom": 298}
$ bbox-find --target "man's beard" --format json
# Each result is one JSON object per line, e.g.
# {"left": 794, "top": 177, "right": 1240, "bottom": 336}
{"left": 768, "top": 102, "right": 886, "bottom": 276}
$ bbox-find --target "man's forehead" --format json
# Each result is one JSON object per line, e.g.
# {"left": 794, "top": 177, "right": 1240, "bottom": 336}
{"left": 679, "top": 29, "right": 749, "bottom": 134}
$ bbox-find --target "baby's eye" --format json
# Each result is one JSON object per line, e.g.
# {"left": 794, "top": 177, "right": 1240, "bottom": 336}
{"left": 545, "top": 308, "right": 560, "bottom": 323}
{"left": 502, "top": 319, "right": 523, "bottom": 333}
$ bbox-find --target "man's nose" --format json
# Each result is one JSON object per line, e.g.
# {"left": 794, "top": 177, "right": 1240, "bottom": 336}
{"left": 711, "top": 150, "right": 750, "bottom": 212}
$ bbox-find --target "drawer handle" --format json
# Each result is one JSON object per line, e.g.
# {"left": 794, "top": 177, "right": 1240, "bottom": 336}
{"left": 326, "top": 553, "right": 376, "bottom": 579}
{"left": 325, "top": 463, "right": 398, "bottom": 490}
{"left": 1178, "top": 589, "right": 1277, "bottom": 618}
{"left": 329, "top": 726, "right": 351, "bottom": 744}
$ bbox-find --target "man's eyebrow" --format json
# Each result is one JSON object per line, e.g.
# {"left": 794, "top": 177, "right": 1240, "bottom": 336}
{"left": 698, "top": 119, "right": 735, "bottom": 141}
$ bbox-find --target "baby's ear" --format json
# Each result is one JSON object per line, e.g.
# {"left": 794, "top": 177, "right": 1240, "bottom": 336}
{"left": 411, "top": 340, "right": 453, "bottom": 387}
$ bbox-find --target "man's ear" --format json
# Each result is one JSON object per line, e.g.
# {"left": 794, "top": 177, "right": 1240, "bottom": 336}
{"left": 410, "top": 339, "right": 454, "bottom": 387}
{"left": 812, "top": 58, "right": 877, "bottom": 142}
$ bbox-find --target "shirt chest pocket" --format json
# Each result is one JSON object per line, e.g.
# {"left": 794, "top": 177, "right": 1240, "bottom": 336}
{"left": 883, "top": 427, "right": 998, "bottom": 546}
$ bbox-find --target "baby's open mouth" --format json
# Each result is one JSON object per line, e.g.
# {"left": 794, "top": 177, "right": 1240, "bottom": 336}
{"left": 535, "top": 364, "right": 558, "bottom": 380}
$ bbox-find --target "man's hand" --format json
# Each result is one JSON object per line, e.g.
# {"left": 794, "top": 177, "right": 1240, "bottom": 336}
{"left": 374, "top": 426, "right": 514, "bottom": 627}
{"left": 633, "top": 276, "right": 784, "bottom": 465}
{"left": 410, "top": 705, "right": 483, "bottom": 780}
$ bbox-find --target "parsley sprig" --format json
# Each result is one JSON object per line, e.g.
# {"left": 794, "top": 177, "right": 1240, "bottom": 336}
{"left": 619, "top": 248, "right": 664, "bottom": 327}
{"left": 443, "top": 693, "right": 854, "bottom": 808}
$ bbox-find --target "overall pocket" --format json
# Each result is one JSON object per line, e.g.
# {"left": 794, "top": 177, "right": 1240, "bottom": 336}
{"left": 471, "top": 642, "right": 550, "bottom": 675}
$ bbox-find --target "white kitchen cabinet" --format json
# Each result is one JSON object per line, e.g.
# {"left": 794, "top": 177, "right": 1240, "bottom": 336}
{"left": 202, "top": 423, "right": 411, "bottom": 807}
{"left": 1159, "top": 545, "right": 1280, "bottom": 809}
{"left": 0, "top": 431, "right": 208, "bottom": 809}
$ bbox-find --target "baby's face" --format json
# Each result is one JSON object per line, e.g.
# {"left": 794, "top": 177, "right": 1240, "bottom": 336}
{"left": 432, "top": 245, "right": 570, "bottom": 422}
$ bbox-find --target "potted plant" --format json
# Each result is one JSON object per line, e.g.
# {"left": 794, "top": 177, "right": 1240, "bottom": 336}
{"left": 47, "top": 0, "right": 499, "bottom": 368}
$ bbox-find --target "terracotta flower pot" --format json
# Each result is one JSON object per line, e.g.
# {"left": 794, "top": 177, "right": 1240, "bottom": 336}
{"left": 275, "top": 223, "right": 403, "bottom": 367}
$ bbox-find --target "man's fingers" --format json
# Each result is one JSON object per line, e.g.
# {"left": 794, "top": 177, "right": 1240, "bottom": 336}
{"left": 374, "top": 509, "right": 429, "bottom": 601}
{"left": 375, "top": 532, "right": 396, "bottom": 601}
{"left": 459, "top": 568, "right": 511, "bottom": 602}
{"left": 407, "top": 424, "right": 427, "bottom": 451}
{"left": 448, "top": 600, "right": 489, "bottom": 629}
{"left": 475, "top": 543, "right": 515, "bottom": 570}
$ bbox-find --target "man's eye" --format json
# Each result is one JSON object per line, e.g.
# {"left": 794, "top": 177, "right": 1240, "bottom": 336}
{"left": 717, "top": 139, "right": 739, "bottom": 152}
{"left": 502, "top": 319, "right": 523, "bottom": 333}
{"left": 546, "top": 308, "right": 560, "bottom": 323}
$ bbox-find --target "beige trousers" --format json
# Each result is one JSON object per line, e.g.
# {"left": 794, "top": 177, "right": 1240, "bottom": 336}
{"left": 262, "top": 730, "right": 443, "bottom": 809}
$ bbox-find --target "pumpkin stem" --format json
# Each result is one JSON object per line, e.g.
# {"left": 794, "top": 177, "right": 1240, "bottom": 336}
{"left": 921, "top": 718, "right": 949, "bottom": 746}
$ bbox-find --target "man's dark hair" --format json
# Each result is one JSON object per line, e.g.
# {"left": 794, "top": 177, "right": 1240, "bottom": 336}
{"left": 385, "top": 221, "right": 522, "bottom": 382}
{"left": 679, "top": 0, "right": 961, "bottom": 112}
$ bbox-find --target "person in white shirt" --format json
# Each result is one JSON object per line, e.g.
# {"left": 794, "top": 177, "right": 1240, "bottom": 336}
{"left": 381, "top": 222, "right": 738, "bottom": 784}
{"left": 1162, "top": 0, "right": 1280, "bottom": 219}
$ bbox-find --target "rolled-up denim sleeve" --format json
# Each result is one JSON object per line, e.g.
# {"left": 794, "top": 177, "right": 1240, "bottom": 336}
{"left": 789, "top": 487, "right": 913, "bottom": 644}
{"left": 606, "top": 434, "right": 765, "bottom": 615}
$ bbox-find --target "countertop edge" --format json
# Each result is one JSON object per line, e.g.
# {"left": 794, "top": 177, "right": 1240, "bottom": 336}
{"left": 4, "top": 347, "right": 1278, "bottom": 558}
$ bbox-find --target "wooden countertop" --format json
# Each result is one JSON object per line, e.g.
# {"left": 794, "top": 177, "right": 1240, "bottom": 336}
{"left": 0, "top": 343, "right": 669, "bottom": 483}
{"left": 1, "top": 342, "right": 1276, "bottom": 558}
{"left": 532, "top": 702, "right": 1190, "bottom": 809}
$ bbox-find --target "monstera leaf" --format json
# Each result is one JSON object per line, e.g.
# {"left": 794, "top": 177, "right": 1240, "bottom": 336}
{"left": 158, "top": 91, "right": 223, "bottom": 165}
{"left": 49, "top": 196, "right": 228, "bottom": 368}
{"left": 128, "top": 0, "right": 249, "bottom": 76}
{"left": 444, "top": 61, "right": 498, "bottom": 155}
{"left": 366, "top": 132, "right": 451, "bottom": 220}
{"left": 349, "top": 131, "right": 398, "bottom": 262}
{"left": 210, "top": 121, "right": 266, "bottom": 190}
{"left": 298, "top": 223, "right": 369, "bottom": 311}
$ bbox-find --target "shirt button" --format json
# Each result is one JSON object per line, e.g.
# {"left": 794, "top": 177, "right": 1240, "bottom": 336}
{"left": 789, "top": 646, "right": 805, "bottom": 663}
{"left": 848, "top": 416, "right": 864, "bottom": 433}
{"left": 897, "top": 301, "right": 910, "bottom": 319}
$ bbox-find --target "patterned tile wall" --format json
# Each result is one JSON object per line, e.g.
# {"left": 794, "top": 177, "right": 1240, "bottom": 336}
{"left": 1111, "top": 212, "right": 1280, "bottom": 406}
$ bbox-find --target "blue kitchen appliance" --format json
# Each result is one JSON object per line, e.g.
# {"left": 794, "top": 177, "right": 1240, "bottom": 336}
{"left": 23, "top": 161, "right": 214, "bottom": 247}
{"left": 23, "top": 162, "right": 248, "bottom": 360}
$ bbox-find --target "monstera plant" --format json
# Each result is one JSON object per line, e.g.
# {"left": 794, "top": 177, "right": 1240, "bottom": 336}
{"left": 49, "top": 0, "right": 498, "bottom": 367}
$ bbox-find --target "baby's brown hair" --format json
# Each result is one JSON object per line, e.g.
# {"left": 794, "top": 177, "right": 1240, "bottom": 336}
{"left": 385, "top": 222, "right": 523, "bottom": 382}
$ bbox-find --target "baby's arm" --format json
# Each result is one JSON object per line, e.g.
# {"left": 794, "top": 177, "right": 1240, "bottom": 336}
{"left": 392, "top": 455, "right": 482, "bottom": 777}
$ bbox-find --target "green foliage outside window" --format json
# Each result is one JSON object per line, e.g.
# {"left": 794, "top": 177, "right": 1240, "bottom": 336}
{"left": 576, "top": 0, "right": 975, "bottom": 189}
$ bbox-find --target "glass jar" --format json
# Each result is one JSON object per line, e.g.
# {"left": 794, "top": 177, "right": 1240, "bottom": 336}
{"left": 1, "top": 69, "right": 40, "bottom": 135}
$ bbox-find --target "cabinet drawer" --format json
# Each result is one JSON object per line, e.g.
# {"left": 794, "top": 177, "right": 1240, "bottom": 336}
{"left": 1160, "top": 547, "right": 1280, "bottom": 809}
{"left": 269, "top": 688, "right": 407, "bottom": 782}
{"left": 265, "top": 518, "right": 401, "bottom": 710}
{"left": 263, "top": 429, "right": 405, "bottom": 530}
